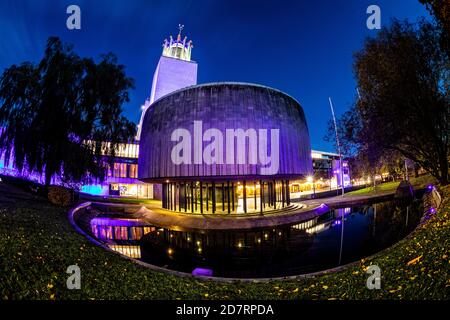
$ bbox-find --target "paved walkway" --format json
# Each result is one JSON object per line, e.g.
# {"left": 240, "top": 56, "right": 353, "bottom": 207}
{"left": 94, "top": 191, "right": 397, "bottom": 231}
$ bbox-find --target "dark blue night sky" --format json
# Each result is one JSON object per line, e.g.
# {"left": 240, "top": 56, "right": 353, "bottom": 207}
{"left": 0, "top": 0, "right": 430, "bottom": 151}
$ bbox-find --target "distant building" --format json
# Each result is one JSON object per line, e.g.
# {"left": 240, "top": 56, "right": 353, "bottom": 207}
{"left": 311, "top": 150, "right": 351, "bottom": 188}
{"left": 79, "top": 142, "right": 152, "bottom": 198}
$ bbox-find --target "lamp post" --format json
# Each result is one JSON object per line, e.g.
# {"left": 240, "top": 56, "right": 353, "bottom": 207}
{"left": 329, "top": 97, "right": 345, "bottom": 197}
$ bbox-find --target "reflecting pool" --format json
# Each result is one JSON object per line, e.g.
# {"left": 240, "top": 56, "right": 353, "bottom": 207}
{"left": 74, "top": 199, "right": 423, "bottom": 278}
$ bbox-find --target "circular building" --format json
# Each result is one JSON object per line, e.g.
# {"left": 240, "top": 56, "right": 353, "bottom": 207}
{"left": 138, "top": 82, "right": 312, "bottom": 214}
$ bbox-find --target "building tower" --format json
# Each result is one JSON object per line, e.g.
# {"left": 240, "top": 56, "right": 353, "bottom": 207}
{"left": 136, "top": 24, "right": 198, "bottom": 140}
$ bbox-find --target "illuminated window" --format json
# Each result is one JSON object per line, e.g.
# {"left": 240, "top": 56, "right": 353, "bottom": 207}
{"left": 130, "top": 227, "right": 143, "bottom": 240}
{"left": 119, "top": 163, "right": 127, "bottom": 178}
{"left": 84, "top": 141, "right": 139, "bottom": 158}
{"left": 99, "top": 226, "right": 113, "bottom": 240}
{"left": 116, "top": 143, "right": 139, "bottom": 158}
{"left": 114, "top": 163, "right": 127, "bottom": 178}
{"left": 113, "top": 163, "right": 121, "bottom": 177}
{"left": 174, "top": 46, "right": 183, "bottom": 58}
{"left": 129, "top": 164, "right": 138, "bottom": 178}
{"left": 143, "top": 227, "right": 154, "bottom": 235}
{"left": 114, "top": 226, "right": 128, "bottom": 240}
{"left": 109, "top": 245, "right": 141, "bottom": 258}
{"left": 106, "top": 163, "right": 112, "bottom": 177}
{"left": 91, "top": 225, "right": 98, "bottom": 237}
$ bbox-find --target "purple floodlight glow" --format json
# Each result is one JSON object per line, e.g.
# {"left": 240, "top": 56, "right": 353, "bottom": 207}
{"left": 192, "top": 268, "right": 213, "bottom": 277}
{"left": 429, "top": 207, "right": 436, "bottom": 214}
{"left": 90, "top": 217, "right": 149, "bottom": 228}
{"left": 81, "top": 184, "right": 107, "bottom": 196}
{"left": 316, "top": 203, "right": 330, "bottom": 214}
{"left": 427, "top": 184, "right": 434, "bottom": 191}
{"left": 333, "top": 220, "right": 342, "bottom": 226}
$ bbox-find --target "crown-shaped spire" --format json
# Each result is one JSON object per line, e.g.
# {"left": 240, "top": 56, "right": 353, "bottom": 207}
{"left": 162, "top": 24, "right": 193, "bottom": 61}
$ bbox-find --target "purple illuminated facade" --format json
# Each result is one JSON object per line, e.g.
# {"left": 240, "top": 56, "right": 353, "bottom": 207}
{"left": 139, "top": 83, "right": 312, "bottom": 181}
{"left": 138, "top": 83, "right": 313, "bottom": 214}
{"left": 332, "top": 159, "right": 351, "bottom": 188}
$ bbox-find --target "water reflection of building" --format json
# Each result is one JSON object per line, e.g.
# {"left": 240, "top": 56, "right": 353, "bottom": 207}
{"left": 108, "top": 244, "right": 142, "bottom": 259}
{"left": 76, "top": 198, "right": 419, "bottom": 278}
{"left": 90, "top": 217, "right": 154, "bottom": 241}
{"left": 89, "top": 216, "right": 156, "bottom": 259}
{"left": 86, "top": 205, "right": 350, "bottom": 259}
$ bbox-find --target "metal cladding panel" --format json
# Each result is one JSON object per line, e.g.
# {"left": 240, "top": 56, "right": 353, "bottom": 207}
{"left": 138, "top": 83, "right": 313, "bottom": 182}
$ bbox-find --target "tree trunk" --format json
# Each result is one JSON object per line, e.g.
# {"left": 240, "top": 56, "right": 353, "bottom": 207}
{"left": 439, "top": 154, "right": 449, "bottom": 185}
{"left": 45, "top": 166, "right": 52, "bottom": 186}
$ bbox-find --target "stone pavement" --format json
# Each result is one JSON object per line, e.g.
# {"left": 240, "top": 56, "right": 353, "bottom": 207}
{"left": 127, "top": 191, "right": 396, "bottom": 231}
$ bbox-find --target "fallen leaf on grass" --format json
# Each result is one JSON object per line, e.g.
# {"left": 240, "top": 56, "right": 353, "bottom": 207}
{"left": 406, "top": 255, "right": 422, "bottom": 266}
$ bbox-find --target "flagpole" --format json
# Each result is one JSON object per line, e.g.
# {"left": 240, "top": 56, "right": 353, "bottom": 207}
{"left": 329, "top": 97, "right": 345, "bottom": 197}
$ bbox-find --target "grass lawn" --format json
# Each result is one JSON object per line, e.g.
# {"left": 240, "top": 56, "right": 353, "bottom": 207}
{"left": 0, "top": 181, "right": 449, "bottom": 300}
{"left": 345, "top": 175, "right": 437, "bottom": 197}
